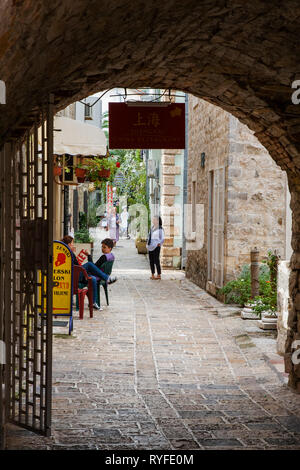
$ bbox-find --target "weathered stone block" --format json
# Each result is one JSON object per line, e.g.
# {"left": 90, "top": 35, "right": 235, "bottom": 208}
{"left": 161, "top": 195, "right": 175, "bottom": 206}
{"left": 162, "top": 155, "right": 175, "bottom": 165}
{"left": 161, "top": 257, "right": 173, "bottom": 267}
{"left": 162, "top": 166, "right": 181, "bottom": 175}
{"left": 162, "top": 185, "right": 180, "bottom": 196}
{"left": 228, "top": 168, "right": 242, "bottom": 177}
{"left": 295, "top": 293, "right": 300, "bottom": 311}
{"left": 162, "top": 247, "right": 181, "bottom": 257}
{"left": 162, "top": 175, "right": 175, "bottom": 185}
{"left": 161, "top": 205, "right": 181, "bottom": 216}
{"left": 227, "top": 215, "right": 242, "bottom": 224}
{"left": 290, "top": 253, "right": 300, "bottom": 270}
{"left": 164, "top": 226, "right": 180, "bottom": 237}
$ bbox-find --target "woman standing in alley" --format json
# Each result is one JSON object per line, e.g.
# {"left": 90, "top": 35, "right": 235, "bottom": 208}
{"left": 146, "top": 215, "right": 164, "bottom": 280}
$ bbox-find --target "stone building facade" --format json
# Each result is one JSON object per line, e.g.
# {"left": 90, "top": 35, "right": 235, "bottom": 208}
{"left": 186, "top": 96, "right": 292, "bottom": 295}
{"left": 148, "top": 147, "right": 184, "bottom": 268}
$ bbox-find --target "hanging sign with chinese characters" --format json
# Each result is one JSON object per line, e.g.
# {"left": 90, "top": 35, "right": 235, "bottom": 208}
{"left": 109, "top": 103, "right": 185, "bottom": 149}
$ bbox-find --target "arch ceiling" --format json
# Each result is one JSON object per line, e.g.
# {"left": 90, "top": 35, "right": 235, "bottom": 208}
{"left": 0, "top": 0, "right": 299, "bottom": 182}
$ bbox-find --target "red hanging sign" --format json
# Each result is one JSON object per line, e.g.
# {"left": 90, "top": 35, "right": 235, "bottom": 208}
{"left": 109, "top": 103, "right": 185, "bottom": 149}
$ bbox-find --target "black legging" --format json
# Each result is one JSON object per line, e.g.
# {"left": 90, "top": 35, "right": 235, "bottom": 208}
{"left": 149, "top": 246, "right": 161, "bottom": 275}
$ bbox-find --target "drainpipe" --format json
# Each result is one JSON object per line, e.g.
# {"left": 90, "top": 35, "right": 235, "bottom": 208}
{"left": 181, "top": 94, "right": 188, "bottom": 269}
{"left": 63, "top": 186, "right": 69, "bottom": 236}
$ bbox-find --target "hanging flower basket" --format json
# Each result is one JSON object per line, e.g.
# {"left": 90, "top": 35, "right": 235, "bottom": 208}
{"left": 53, "top": 166, "right": 62, "bottom": 176}
{"left": 75, "top": 167, "right": 87, "bottom": 183}
{"left": 98, "top": 169, "right": 111, "bottom": 179}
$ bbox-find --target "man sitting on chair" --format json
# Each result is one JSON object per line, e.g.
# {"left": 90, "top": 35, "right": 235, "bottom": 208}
{"left": 81, "top": 238, "right": 116, "bottom": 310}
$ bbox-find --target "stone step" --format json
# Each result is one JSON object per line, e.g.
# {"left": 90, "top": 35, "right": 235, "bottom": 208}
{"left": 241, "top": 308, "right": 260, "bottom": 320}
{"left": 216, "top": 307, "right": 242, "bottom": 317}
{"left": 257, "top": 320, "right": 277, "bottom": 330}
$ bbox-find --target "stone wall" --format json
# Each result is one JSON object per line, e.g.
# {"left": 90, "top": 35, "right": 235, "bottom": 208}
{"left": 186, "top": 96, "right": 288, "bottom": 290}
{"left": 277, "top": 260, "right": 290, "bottom": 355}
{"left": 226, "top": 115, "right": 287, "bottom": 281}
{"left": 285, "top": 189, "right": 300, "bottom": 392}
{"left": 186, "top": 96, "right": 229, "bottom": 289}
{"left": 161, "top": 149, "right": 183, "bottom": 268}
{"left": 0, "top": 0, "right": 300, "bottom": 390}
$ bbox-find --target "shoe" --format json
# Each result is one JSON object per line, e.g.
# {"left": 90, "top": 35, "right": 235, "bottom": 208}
{"left": 93, "top": 302, "right": 102, "bottom": 310}
{"left": 150, "top": 275, "right": 156, "bottom": 280}
{"left": 108, "top": 275, "right": 117, "bottom": 284}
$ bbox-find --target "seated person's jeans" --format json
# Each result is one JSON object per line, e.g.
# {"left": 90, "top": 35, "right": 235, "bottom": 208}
{"left": 79, "top": 262, "right": 109, "bottom": 303}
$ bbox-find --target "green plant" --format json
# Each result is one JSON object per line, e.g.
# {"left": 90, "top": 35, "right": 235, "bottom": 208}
{"left": 83, "top": 157, "right": 118, "bottom": 187}
{"left": 87, "top": 200, "right": 100, "bottom": 227}
{"left": 249, "top": 250, "right": 278, "bottom": 316}
{"left": 218, "top": 276, "right": 251, "bottom": 306}
{"left": 79, "top": 212, "right": 87, "bottom": 230}
{"left": 249, "top": 291, "right": 277, "bottom": 316}
{"left": 218, "top": 252, "right": 278, "bottom": 314}
{"left": 74, "top": 228, "right": 93, "bottom": 243}
{"left": 264, "top": 250, "right": 279, "bottom": 292}
{"left": 136, "top": 235, "right": 147, "bottom": 242}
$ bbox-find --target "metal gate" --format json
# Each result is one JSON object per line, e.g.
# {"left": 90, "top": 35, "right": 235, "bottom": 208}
{"left": 0, "top": 97, "right": 54, "bottom": 445}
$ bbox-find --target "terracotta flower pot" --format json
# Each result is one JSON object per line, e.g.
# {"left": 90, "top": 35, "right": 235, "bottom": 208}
{"left": 75, "top": 168, "right": 87, "bottom": 183}
{"left": 98, "top": 169, "right": 110, "bottom": 178}
{"left": 53, "top": 166, "right": 62, "bottom": 176}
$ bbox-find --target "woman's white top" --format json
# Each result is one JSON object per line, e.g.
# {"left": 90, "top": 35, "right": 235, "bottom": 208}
{"left": 146, "top": 227, "right": 165, "bottom": 252}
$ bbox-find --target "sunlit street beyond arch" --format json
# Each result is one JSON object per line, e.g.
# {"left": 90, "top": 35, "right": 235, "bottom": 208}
{"left": 6, "top": 230, "right": 300, "bottom": 450}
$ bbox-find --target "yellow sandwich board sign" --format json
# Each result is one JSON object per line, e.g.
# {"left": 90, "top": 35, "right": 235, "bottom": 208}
{"left": 53, "top": 241, "right": 73, "bottom": 316}
{"left": 38, "top": 241, "right": 74, "bottom": 333}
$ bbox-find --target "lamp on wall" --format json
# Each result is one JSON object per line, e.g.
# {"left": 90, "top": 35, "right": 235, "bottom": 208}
{"left": 201, "top": 152, "right": 205, "bottom": 168}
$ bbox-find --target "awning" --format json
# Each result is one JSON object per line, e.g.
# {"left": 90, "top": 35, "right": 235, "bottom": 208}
{"left": 42, "top": 116, "right": 107, "bottom": 156}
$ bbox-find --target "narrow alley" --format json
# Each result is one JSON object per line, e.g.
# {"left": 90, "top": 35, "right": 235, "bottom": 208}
{"left": 6, "top": 231, "right": 300, "bottom": 450}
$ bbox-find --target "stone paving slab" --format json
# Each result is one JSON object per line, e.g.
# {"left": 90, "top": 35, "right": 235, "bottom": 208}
{"left": 5, "top": 236, "right": 300, "bottom": 450}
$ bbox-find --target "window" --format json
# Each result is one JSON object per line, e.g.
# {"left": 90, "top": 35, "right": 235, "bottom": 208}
{"left": 84, "top": 103, "right": 93, "bottom": 120}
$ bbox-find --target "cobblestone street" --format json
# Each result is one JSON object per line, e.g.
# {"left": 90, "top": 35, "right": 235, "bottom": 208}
{"left": 6, "top": 232, "right": 300, "bottom": 450}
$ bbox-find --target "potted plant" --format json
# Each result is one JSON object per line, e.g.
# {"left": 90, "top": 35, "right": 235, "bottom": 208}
{"left": 75, "top": 165, "right": 88, "bottom": 183}
{"left": 86, "top": 157, "right": 118, "bottom": 186}
{"left": 53, "top": 165, "right": 62, "bottom": 176}
{"left": 135, "top": 235, "right": 148, "bottom": 254}
{"left": 98, "top": 168, "right": 111, "bottom": 179}
{"left": 53, "top": 155, "right": 64, "bottom": 177}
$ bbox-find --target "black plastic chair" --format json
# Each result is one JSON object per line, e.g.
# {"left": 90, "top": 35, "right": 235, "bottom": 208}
{"left": 95, "top": 260, "right": 114, "bottom": 306}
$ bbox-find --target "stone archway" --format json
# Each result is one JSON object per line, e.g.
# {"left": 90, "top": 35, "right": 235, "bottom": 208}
{"left": 0, "top": 0, "right": 299, "bottom": 390}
